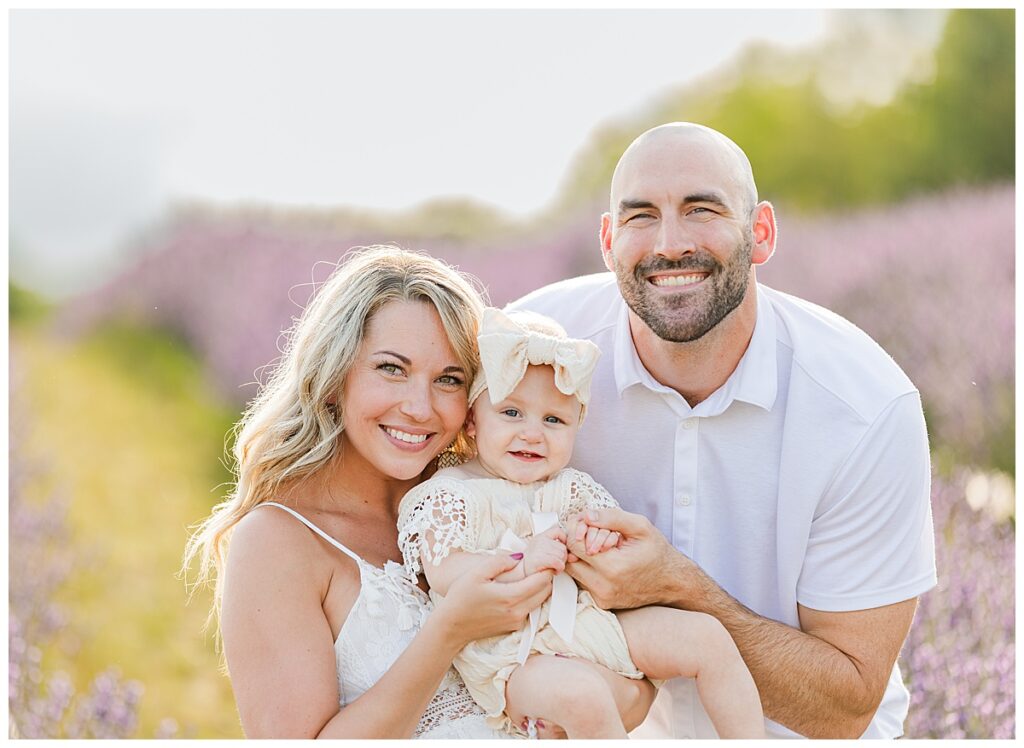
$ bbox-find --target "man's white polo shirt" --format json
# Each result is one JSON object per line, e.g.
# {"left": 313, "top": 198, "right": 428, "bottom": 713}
{"left": 509, "top": 273, "right": 936, "bottom": 739}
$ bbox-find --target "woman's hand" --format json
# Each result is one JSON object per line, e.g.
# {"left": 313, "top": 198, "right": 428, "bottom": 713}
{"left": 433, "top": 553, "right": 554, "bottom": 649}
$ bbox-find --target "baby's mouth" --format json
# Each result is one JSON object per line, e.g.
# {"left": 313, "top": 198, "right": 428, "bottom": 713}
{"left": 509, "top": 450, "right": 543, "bottom": 461}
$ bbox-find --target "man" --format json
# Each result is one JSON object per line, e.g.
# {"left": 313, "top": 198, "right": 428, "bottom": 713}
{"left": 508, "top": 123, "right": 936, "bottom": 738}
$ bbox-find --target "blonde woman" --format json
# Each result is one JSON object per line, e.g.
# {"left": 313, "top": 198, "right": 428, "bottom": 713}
{"left": 185, "top": 247, "right": 553, "bottom": 738}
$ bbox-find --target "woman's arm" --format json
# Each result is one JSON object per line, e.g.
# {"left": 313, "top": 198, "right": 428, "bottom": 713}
{"left": 222, "top": 508, "right": 552, "bottom": 738}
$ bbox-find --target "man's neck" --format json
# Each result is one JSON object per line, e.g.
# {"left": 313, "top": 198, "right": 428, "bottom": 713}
{"left": 630, "top": 284, "right": 759, "bottom": 408}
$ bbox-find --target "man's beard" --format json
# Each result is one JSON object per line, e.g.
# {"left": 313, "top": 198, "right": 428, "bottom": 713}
{"left": 612, "top": 234, "right": 753, "bottom": 343}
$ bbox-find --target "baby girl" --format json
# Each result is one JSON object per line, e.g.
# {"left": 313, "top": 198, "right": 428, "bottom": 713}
{"left": 398, "top": 307, "right": 763, "bottom": 738}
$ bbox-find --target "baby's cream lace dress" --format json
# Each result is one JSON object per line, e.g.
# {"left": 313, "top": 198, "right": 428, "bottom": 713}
{"left": 397, "top": 467, "right": 645, "bottom": 735}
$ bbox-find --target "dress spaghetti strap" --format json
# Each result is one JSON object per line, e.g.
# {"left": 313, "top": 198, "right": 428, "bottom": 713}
{"left": 260, "top": 501, "right": 363, "bottom": 565}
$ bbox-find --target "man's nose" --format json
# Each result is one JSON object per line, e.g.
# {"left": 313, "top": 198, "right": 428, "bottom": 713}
{"left": 653, "top": 214, "right": 696, "bottom": 260}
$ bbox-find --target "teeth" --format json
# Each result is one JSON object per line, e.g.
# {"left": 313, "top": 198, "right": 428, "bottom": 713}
{"left": 385, "top": 428, "right": 428, "bottom": 444}
{"left": 652, "top": 274, "right": 704, "bottom": 287}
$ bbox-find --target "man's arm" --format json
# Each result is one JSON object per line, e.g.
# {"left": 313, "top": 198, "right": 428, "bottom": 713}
{"left": 565, "top": 510, "right": 917, "bottom": 738}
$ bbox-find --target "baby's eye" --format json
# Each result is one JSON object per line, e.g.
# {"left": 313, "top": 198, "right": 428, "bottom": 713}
{"left": 501, "top": 408, "right": 521, "bottom": 418}
{"left": 544, "top": 416, "right": 564, "bottom": 425}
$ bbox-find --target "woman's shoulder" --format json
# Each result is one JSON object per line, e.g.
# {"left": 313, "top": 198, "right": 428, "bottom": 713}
{"left": 228, "top": 503, "right": 354, "bottom": 584}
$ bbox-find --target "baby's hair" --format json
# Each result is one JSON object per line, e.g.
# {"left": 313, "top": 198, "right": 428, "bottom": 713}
{"left": 502, "top": 309, "right": 569, "bottom": 339}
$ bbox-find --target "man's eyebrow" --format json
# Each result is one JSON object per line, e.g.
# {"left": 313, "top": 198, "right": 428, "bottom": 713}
{"left": 618, "top": 193, "right": 731, "bottom": 213}
{"left": 685, "top": 192, "right": 730, "bottom": 209}
{"left": 618, "top": 199, "right": 657, "bottom": 213}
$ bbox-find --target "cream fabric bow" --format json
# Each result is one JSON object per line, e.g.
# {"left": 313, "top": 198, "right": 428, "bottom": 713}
{"left": 469, "top": 308, "right": 601, "bottom": 421}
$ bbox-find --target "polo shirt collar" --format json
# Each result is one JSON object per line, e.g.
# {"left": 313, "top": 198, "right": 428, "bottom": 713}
{"left": 611, "top": 284, "right": 778, "bottom": 413}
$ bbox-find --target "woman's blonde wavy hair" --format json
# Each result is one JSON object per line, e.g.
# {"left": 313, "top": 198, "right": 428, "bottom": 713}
{"left": 183, "top": 245, "right": 486, "bottom": 627}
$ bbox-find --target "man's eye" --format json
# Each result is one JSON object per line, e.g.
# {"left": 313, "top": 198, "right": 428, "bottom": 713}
{"left": 625, "top": 213, "right": 655, "bottom": 223}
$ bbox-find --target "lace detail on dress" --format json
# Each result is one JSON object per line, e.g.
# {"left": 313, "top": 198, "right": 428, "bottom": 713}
{"left": 536, "top": 468, "right": 621, "bottom": 522}
{"left": 414, "top": 672, "right": 493, "bottom": 738}
{"left": 397, "top": 477, "right": 486, "bottom": 576}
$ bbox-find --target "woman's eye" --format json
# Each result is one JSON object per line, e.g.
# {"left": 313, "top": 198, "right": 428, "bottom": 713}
{"left": 377, "top": 363, "right": 403, "bottom": 375}
{"left": 437, "top": 375, "right": 464, "bottom": 387}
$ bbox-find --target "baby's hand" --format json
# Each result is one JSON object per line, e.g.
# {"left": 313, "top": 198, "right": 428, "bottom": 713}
{"left": 569, "top": 512, "right": 620, "bottom": 556}
{"left": 523, "top": 525, "right": 568, "bottom": 575}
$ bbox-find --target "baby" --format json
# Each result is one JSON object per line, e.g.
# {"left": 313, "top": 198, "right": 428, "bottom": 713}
{"left": 397, "top": 308, "right": 764, "bottom": 739}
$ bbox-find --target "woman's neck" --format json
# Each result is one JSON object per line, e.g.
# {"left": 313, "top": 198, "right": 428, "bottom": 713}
{"left": 286, "top": 451, "right": 418, "bottom": 521}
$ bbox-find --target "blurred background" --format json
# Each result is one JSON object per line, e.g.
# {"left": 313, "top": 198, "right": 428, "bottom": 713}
{"left": 8, "top": 8, "right": 1014, "bottom": 739}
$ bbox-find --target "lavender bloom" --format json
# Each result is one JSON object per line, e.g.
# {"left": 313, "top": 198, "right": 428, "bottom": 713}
{"left": 8, "top": 382, "right": 170, "bottom": 738}
{"left": 901, "top": 470, "right": 1015, "bottom": 738}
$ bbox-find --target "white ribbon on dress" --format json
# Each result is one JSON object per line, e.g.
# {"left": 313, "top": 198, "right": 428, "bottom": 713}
{"left": 469, "top": 307, "right": 601, "bottom": 422}
{"left": 499, "top": 511, "right": 578, "bottom": 665}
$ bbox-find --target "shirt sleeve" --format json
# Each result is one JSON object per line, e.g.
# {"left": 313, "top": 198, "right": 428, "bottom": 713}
{"left": 796, "top": 392, "right": 937, "bottom": 611}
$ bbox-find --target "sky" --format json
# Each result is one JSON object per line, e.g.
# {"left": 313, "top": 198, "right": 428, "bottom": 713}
{"left": 10, "top": 9, "right": 839, "bottom": 297}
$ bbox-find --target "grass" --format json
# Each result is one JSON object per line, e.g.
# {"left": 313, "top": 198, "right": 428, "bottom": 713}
{"left": 12, "top": 321, "right": 244, "bottom": 738}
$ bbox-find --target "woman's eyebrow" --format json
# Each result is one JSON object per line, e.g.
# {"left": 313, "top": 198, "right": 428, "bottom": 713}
{"left": 373, "top": 350, "right": 411, "bottom": 364}
{"left": 374, "top": 351, "right": 464, "bottom": 374}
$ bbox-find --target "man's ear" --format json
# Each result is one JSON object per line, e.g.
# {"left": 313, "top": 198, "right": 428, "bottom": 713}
{"left": 751, "top": 201, "right": 777, "bottom": 266}
{"left": 599, "top": 213, "right": 615, "bottom": 272}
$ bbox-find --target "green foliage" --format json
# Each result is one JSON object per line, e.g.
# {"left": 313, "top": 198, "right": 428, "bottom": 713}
{"left": 13, "top": 326, "right": 242, "bottom": 737}
{"left": 556, "top": 9, "right": 1014, "bottom": 213}
{"left": 10, "top": 281, "right": 51, "bottom": 326}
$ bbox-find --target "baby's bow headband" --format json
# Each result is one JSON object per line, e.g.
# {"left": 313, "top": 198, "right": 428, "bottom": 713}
{"left": 469, "top": 307, "right": 601, "bottom": 422}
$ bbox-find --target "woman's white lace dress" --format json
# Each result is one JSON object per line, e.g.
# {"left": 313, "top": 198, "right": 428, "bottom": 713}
{"left": 262, "top": 502, "right": 509, "bottom": 739}
{"left": 396, "top": 468, "right": 645, "bottom": 735}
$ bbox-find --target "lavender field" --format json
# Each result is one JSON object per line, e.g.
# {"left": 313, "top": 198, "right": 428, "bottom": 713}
{"left": 14, "top": 184, "right": 1016, "bottom": 738}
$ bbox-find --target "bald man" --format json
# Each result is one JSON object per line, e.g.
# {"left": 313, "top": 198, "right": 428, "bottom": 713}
{"left": 509, "top": 123, "right": 935, "bottom": 738}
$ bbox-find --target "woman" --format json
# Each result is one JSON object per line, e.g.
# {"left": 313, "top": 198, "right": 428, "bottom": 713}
{"left": 185, "top": 246, "right": 553, "bottom": 738}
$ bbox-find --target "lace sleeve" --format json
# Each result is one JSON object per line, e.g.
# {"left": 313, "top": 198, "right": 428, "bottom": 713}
{"left": 396, "top": 478, "right": 485, "bottom": 577}
{"left": 557, "top": 468, "right": 621, "bottom": 523}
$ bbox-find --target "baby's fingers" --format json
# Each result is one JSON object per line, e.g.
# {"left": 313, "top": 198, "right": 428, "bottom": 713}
{"left": 586, "top": 526, "right": 611, "bottom": 555}
{"left": 600, "top": 531, "right": 621, "bottom": 552}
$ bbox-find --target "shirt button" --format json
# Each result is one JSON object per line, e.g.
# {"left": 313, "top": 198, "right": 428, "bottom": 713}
{"left": 677, "top": 494, "right": 692, "bottom": 506}
{"left": 682, "top": 419, "right": 695, "bottom": 430}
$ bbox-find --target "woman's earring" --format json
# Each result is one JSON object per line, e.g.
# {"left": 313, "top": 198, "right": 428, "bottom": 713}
{"left": 435, "top": 443, "right": 461, "bottom": 469}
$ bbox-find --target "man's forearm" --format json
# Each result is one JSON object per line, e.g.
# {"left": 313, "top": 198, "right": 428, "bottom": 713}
{"left": 673, "top": 564, "right": 880, "bottom": 738}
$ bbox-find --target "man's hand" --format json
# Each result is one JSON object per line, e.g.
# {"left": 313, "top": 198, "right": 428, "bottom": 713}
{"left": 571, "top": 516, "right": 621, "bottom": 556}
{"left": 564, "top": 510, "right": 918, "bottom": 738}
{"left": 564, "top": 508, "right": 701, "bottom": 610}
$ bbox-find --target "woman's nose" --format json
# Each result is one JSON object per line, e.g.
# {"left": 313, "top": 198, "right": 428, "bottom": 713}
{"left": 398, "top": 381, "right": 433, "bottom": 421}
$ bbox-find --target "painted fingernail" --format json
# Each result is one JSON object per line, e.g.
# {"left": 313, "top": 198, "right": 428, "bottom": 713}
{"left": 510, "top": 552, "right": 524, "bottom": 560}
